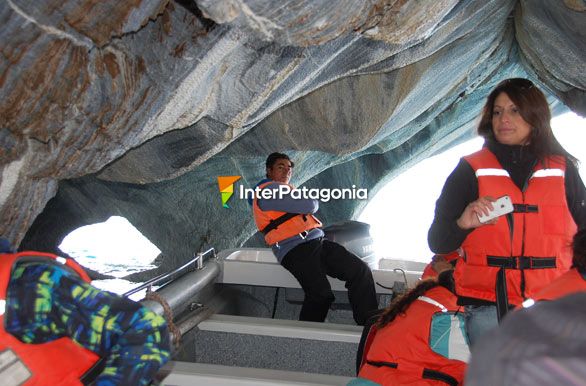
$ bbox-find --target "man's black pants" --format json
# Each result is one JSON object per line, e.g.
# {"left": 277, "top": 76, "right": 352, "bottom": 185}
{"left": 281, "top": 238, "right": 378, "bottom": 325}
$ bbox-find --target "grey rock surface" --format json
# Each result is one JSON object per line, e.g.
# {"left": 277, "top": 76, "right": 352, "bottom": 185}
{"left": 1, "top": 1, "right": 585, "bottom": 275}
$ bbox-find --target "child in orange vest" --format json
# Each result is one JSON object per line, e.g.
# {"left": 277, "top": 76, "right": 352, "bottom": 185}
{"left": 354, "top": 270, "right": 469, "bottom": 385}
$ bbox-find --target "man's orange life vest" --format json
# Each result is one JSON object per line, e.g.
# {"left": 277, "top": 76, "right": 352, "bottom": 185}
{"left": 533, "top": 268, "right": 586, "bottom": 301}
{"left": 455, "top": 148, "right": 576, "bottom": 306}
{"left": 252, "top": 181, "right": 322, "bottom": 245}
{"left": 358, "top": 286, "right": 468, "bottom": 385}
{"left": 0, "top": 252, "right": 100, "bottom": 386}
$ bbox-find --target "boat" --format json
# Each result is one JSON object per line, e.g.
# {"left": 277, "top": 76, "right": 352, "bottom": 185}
{"left": 127, "top": 247, "right": 425, "bottom": 384}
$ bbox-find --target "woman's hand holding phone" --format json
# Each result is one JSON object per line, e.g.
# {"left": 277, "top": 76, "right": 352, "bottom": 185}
{"left": 457, "top": 196, "right": 498, "bottom": 230}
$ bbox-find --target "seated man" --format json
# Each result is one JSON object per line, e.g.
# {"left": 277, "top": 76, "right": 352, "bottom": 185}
{"left": 0, "top": 238, "right": 170, "bottom": 386}
{"left": 251, "top": 152, "right": 377, "bottom": 325}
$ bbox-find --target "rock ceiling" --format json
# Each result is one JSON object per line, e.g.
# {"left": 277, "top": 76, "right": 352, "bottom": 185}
{"left": 1, "top": 0, "right": 585, "bottom": 272}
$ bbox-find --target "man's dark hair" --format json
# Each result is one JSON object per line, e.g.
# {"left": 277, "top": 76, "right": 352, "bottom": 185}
{"left": 265, "top": 152, "right": 294, "bottom": 170}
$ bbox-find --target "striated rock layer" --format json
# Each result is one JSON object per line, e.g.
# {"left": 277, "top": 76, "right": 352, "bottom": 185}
{"left": 1, "top": 0, "right": 585, "bottom": 275}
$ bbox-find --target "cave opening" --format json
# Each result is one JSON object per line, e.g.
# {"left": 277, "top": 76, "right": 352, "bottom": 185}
{"left": 59, "top": 215, "right": 161, "bottom": 299}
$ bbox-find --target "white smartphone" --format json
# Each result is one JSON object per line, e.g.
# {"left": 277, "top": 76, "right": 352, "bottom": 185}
{"left": 477, "top": 195, "right": 514, "bottom": 223}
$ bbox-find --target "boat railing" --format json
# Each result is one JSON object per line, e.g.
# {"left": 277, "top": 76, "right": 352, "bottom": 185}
{"left": 123, "top": 247, "right": 216, "bottom": 297}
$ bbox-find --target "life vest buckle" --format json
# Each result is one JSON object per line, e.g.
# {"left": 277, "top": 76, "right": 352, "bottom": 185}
{"left": 299, "top": 230, "right": 308, "bottom": 239}
{"left": 512, "top": 204, "right": 539, "bottom": 213}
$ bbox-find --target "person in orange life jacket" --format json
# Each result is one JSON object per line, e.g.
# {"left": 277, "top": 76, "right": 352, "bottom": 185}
{"left": 353, "top": 270, "right": 470, "bottom": 386}
{"left": 0, "top": 238, "right": 170, "bottom": 386}
{"left": 530, "top": 228, "right": 586, "bottom": 302}
{"left": 421, "top": 249, "right": 461, "bottom": 280}
{"left": 251, "top": 152, "right": 378, "bottom": 325}
{"left": 428, "top": 78, "right": 586, "bottom": 346}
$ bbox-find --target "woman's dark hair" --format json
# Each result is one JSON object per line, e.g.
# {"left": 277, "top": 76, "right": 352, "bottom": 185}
{"left": 377, "top": 270, "right": 455, "bottom": 328}
{"left": 572, "top": 229, "right": 586, "bottom": 273}
{"left": 477, "top": 78, "right": 576, "bottom": 165}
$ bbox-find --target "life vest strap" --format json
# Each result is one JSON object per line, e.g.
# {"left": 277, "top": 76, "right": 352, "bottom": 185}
{"left": 422, "top": 368, "right": 459, "bottom": 386}
{"left": 365, "top": 360, "right": 397, "bottom": 369}
{"left": 80, "top": 358, "right": 106, "bottom": 385}
{"left": 495, "top": 267, "right": 509, "bottom": 323}
{"left": 512, "top": 204, "right": 538, "bottom": 213}
{"left": 365, "top": 361, "right": 458, "bottom": 386}
{"left": 487, "top": 256, "right": 556, "bottom": 270}
{"left": 261, "top": 212, "right": 300, "bottom": 235}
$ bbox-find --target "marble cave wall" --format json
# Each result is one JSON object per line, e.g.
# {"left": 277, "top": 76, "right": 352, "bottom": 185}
{"left": 1, "top": 0, "right": 584, "bottom": 276}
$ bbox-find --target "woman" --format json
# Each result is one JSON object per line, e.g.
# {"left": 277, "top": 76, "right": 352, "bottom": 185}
{"left": 355, "top": 271, "right": 469, "bottom": 386}
{"left": 428, "top": 78, "right": 586, "bottom": 344}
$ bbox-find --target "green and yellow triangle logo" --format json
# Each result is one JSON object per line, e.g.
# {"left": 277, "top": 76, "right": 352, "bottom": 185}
{"left": 217, "top": 176, "right": 241, "bottom": 208}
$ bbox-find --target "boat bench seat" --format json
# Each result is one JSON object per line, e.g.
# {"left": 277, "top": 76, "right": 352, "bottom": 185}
{"left": 161, "top": 361, "right": 354, "bottom": 385}
{"left": 218, "top": 248, "right": 426, "bottom": 294}
{"left": 189, "top": 314, "right": 363, "bottom": 377}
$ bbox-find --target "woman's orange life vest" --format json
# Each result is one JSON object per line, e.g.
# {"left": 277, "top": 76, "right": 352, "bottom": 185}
{"left": 0, "top": 251, "right": 100, "bottom": 386}
{"left": 358, "top": 286, "right": 468, "bottom": 385}
{"left": 421, "top": 251, "right": 461, "bottom": 280}
{"left": 455, "top": 148, "right": 577, "bottom": 305}
{"left": 533, "top": 268, "right": 586, "bottom": 301}
{"left": 252, "top": 181, "right": 322, "bottom": 245}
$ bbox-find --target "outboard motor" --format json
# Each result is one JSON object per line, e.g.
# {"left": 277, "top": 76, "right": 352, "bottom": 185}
{"left": 323, "top": 220, "right": 377, "bottom": 269}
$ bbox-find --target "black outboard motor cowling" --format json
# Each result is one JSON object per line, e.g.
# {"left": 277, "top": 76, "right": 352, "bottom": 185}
{"left": 323, "top": 220, "right": 376, "bottom": 269}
